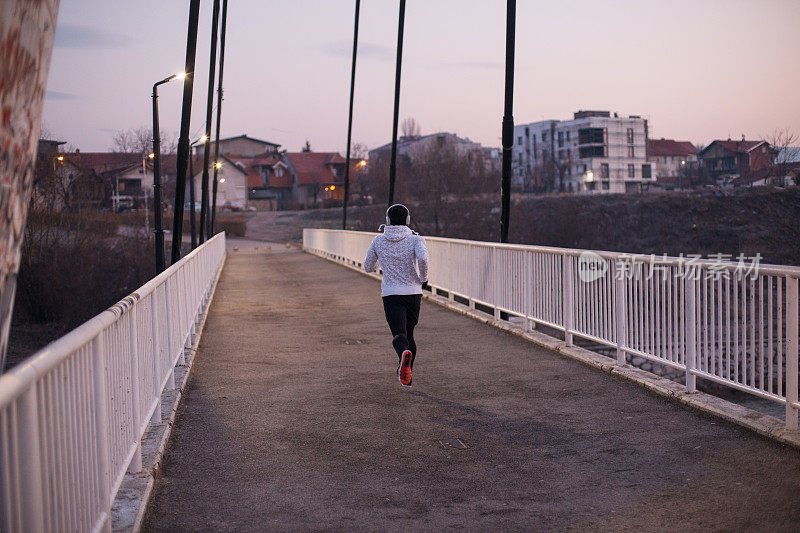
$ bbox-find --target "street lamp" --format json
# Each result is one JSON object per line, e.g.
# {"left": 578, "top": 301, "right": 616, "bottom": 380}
{"left": 152, "top": 71, "right": 185, "bottom": 273}
{"left": 188, "top": 134, "right": 207, "bottom": 249}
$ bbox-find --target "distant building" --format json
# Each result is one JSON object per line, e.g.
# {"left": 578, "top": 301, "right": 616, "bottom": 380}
{"left": 513, "top": 110, "right": 652, "bottom": 194}
{"left": 368, "top": 132, "right": 488, "bottom": 169}
{"left": 188, "top": 154, "right": 249, "bottom": 210}
{"left": 731, "top": 161, "right": 800, "bottom": 188}
{"left": 195, "top": 134, "right": 280, "bottom": 158}
{"left": 698, "top": 138, "right": 773, "bottom": 185}
{"left": 229, "top": 154, "right": 291, "bottom": 211}
{"left": 646, "top": 138, "right": 699, "bottom": 189}
{"left": 284, "top": 152, "right": 347, "bottom": 208}
{"left": 55, "top": 152, "right": 146, "bottom": 210}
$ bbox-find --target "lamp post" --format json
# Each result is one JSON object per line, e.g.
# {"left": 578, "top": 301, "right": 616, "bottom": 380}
{"left": 143, "top": 153, "right": 153, "bottom": 235}
{"left": 152, "top": 71, "right": 185, "bottom": 273}
{"left": 188, "top": 135, "right": 206, "bottom": 250}
{"left": 342, "top": 0, "right": 360, "bottom": 229}
{"left": 499, "top": 0, "right": 516, "bottom": 243}
{"left": 388, "top": 0, "right": 406, "bottom": 207}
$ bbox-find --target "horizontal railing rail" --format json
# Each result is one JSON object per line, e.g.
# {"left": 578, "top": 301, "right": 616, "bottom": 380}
{"left": 0, "top": 232, "right": 226, "bottom": 533}
{"left": 303, "top": 229, "right": 799, "bottom": 429}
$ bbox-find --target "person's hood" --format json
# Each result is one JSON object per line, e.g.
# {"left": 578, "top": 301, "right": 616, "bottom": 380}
{"left": 383, "top": 224, "right": 413, "bottom": 242}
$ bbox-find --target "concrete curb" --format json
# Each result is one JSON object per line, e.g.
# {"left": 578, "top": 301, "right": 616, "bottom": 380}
{"left": 310, "top": 250, "right": 800, "bottom": 450}
{"left": 110, "top": 255, "right": 227, "bottom": 532}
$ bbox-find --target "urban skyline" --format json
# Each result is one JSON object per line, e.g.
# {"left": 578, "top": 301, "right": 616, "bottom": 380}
{"left": 42, "top": 0, "right": 800, "bottom": 153}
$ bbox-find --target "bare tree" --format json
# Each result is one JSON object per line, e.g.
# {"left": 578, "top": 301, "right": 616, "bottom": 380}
{"left": 764, "top": 128, "right": 798, "bottom": 185}
{"left": 351, "top": 142, "right": 367, "bottom": 161}
{"left": 302, "top": 139, "right": 312, "bottom": 152}
{"left": 111, "top": 126, "right": 177, "bottom": 156}
{"left": 401, "top": 117, "right": 421, "bottom": 138}
{"left": 408, "top": 142, "right": 475, "bottom": 234}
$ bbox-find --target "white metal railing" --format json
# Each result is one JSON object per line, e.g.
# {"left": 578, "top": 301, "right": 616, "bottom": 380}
{"left": 0, "top": 232, "right": 226, "bottom": 533}
{"left": 304, "top": 229, "right": 800, "bottom": 428}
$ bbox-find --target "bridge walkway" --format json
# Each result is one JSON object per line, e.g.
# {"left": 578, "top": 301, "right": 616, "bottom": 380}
{"left": 142, "top": 243, "right": 800, "bottom": 531}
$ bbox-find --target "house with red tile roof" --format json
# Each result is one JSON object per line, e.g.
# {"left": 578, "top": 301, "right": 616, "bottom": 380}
{"left": 228, "top": 154, "right": 292, "bottom": 210}
{"left": 646, "top": 138, "right": 699, "bottom": 189}
{"left": 284, "top": 152, "right": 347, "bottom": 208}
{"left": 698, "top": 138, "right": 774, "bottom": 185}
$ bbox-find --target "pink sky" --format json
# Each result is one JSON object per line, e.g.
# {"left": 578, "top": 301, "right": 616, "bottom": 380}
{"left": 42, "top": 0, "right": 800, "bottom": 154}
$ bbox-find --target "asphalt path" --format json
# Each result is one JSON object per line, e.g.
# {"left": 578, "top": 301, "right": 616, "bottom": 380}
{"left": 143, "top": 246, "right": 800, "bottom": 531}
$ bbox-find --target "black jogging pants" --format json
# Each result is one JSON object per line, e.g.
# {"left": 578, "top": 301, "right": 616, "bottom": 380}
{"left": 382, "top": 294, "right": 422, "bottom": 369}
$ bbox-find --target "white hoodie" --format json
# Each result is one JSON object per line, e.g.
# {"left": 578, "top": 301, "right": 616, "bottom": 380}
{"left": 364, "top": 225, "right": 429, "bottom": 296}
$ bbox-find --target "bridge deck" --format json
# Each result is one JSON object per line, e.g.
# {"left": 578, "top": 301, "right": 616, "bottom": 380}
{"left": 143, "top": 243, "right": 800, "bottom": 531}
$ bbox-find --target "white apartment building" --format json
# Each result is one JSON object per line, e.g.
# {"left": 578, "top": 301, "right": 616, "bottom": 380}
{"left": 512, "top": 110, "right": 653, "bottom": 194}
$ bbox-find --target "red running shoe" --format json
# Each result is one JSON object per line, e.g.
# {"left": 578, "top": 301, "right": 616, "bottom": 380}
{"left": 399, "top": 350, "right": 412, "bottom": 387}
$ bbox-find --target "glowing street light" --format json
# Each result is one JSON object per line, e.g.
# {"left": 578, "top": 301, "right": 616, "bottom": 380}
{"left": 151, "top": 70, "right": 185, "bottom": 273}
{"left": 214, "top": 161, "right": 222, "bottom": 170}
{"left": 56, "top": 155, "right": 64, "bottom": 161}
{"left": 358, "top": 159, "right": 366, "bottom": 167}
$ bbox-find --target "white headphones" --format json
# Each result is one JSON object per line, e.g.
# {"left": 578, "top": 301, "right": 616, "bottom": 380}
{"left": 386, "top": 204, "right": 411, "bottom": 225}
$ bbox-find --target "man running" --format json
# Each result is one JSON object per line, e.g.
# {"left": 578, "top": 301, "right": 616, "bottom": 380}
{"left": 364, "top": 204, "right": 429, "bottom": 387}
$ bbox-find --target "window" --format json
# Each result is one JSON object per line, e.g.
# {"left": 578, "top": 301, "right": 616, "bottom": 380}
{"left": 566, "top": 131, "right": 570, "bottom": 142}
{"left": 628, "top": 164, "right": 635, "bottom": 178}
{"left": 276, "top": 167, "right": 284, "bottom": 177}
{"left": 518, "top": 136, "right": 522, "bottom": 145}
{"left": 557, "top": 131, "right": 564, "bottom": 148}
{"left": 578, "top": 127, "right": 605, "bottom": 144}
{"left": 601, "top": 163, "right": 609, "bottom": 179}
{"left": 626, "top": 128, "right": 634, "bottom": 144}
{"left": 642, "top": 164, "right": 652, "bottom": 179}
{"left": 542, "top": 132, "right": 547, "bottom": 142}
{"left": 601, "top": 181, "right": 610, "bottom": 190}
{"left": 627, "top": 146, "right": 635, "bottom": 157}
{"left": 579, "top": 145, "right": 606, "bottom": 158}
{"left": 525, "top": 127, "right": 529, "bottom": 137}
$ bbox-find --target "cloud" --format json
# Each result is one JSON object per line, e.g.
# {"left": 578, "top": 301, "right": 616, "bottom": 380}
{"left": 54, "top": 23, "right": 131, "bottom": 48}
{"left": 46, "top": 91, "right": 78, "bottom": 100}
{"left": 324, "top": 41, "right": 393, "bottom": 61}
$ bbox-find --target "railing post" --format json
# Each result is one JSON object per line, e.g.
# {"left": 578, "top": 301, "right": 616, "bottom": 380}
{"left": 524, "top": 250, "right": 533, "bottom": 331}
{"left": 493, "top": 247, "right": 501, "bottom": 320}
{"left": 615, "top": 259, "right": 627, "bottom": 365}
{"left": 786, "top": 276, "right": 798, "bottom": 429}
{"left": 127, "top": 307, "right": 142, "bottom": 473}
{"left": 685, "top": 267, "right": 698, "bottom": 393}
{"left": 18, "top": 385, "right": 45, "bottom": 533}
{"left": 468, "top": 244, "right": 476, "bottom": 310}
{"left": 448, "top": 242, "right": 455, "bottom": 302}
{"left": 91, "top": 334, "right": 113, "bottom": 533}
{"left": 563, "top": 254, "right": 574, "bottom": 346}
{"left": 151, "top": 287, "right": 163, "bottom": 424}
